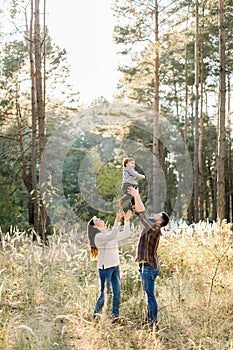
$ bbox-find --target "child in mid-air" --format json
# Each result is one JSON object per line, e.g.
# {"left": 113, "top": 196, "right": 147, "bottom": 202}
{"left": 118, "top": 157, "right": 145, "bottom": 209}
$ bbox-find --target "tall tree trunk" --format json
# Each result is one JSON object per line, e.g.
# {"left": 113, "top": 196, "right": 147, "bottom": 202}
{"left": 184, "top": 38, "right": 188, "bottom": 146}
{"left": 153, "top": 0, "right": 160, "bottom": 212}
{"left": 198, "top": 2, "right": 205, "bottom": 221}
{"left": 16, "top": 81, "right": 32, "bottom": 194}
{"left": 42, "top": 0, "right": 50, "bottom": 232}
{"left": 43, "top": 0, "right": 46, "bottom": 108}
{"left": 217, "top": 0, "right": 226, "bottom": 221}
{"left": 34, "top": 0, "right": 48, "bottom": 240}
{"left": 194, "top": 0, "right": 200, "bottom": 222}
{"left": 227, "top": 75, "right": 232, "bottom": 222}
{"left": 29, "top": 0, "right": 39, "bottom": 233}
{"left": 184, "top": 5, "right": 191, "bottom": 221}
{"left": 213, "top": 122, "right": 218, "bottom": 222}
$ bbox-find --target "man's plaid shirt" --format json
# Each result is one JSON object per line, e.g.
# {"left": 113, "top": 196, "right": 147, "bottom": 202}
{"left": 135, "top": 210, "right": 161, "bottom": 269}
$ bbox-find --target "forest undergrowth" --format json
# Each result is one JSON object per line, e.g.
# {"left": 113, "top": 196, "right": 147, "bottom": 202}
{"left": 0, "top": 220, "right": 233, "bottom": 350}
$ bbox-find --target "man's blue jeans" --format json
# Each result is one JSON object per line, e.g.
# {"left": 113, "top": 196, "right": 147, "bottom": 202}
{"left": 93, "top": 265, "right": 121, "bottom": 318}
{"left": 139, "top": 263, "right": 160, "bottom": 327}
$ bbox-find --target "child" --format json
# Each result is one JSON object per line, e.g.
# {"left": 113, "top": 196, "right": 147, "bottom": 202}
{"left": 118, "top": 157, "right": 145, "bottom": 209}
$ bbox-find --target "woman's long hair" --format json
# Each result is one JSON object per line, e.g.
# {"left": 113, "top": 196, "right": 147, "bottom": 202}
{"left": 87, "top": 218, "right": 99, "bottom": 259}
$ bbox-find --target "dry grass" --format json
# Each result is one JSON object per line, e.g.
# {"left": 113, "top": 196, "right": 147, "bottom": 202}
{"left": 0, "top": 221, "right": 232, "bottom": 350}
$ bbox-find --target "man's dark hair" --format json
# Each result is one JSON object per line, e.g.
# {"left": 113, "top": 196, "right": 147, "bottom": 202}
{"left": 89, "top": 218, "right": 95, "bottom": 226}
{"left": 161, "top": 212, "right": 169, "bottom": 227}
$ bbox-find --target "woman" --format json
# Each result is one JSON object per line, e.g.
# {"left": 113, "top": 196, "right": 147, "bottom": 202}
{"left": 87, "top": 209, "right": 132, "bottom": 323}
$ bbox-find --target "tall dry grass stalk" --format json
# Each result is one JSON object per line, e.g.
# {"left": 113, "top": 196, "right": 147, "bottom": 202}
{"left": 0, "top": 221, "right": 232, "bottom": 349}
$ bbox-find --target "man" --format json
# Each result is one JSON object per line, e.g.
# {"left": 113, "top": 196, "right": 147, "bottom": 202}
{"left": 128, "top": 186, "right": 169, "bottom": 330}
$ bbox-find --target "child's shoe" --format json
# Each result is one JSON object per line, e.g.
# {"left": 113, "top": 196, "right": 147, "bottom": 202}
{"left": 118, "top": 199, "right": 123, "bottom": 208}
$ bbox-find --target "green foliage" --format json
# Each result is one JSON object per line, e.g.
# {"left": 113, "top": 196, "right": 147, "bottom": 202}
{"left": 0, "top": 184, "right": 26, "bottom": 229}
{"left": 0, "top": 5, "right": 81, "bottom": 232}
{"left": 0, "top": 0, "right": 232, "bottom": 230}
{"left": 61, "top": 132, "right": 123, "bottom": 225}
{"left": 112, "top": 0, "right": 233, "bottom": 222}
{"left": 0, "top": 135, "right": 29, "bottom": 231}
{"left": 96, "top": 161, "right": 121, "bottom": 201}
{"left": 2, "top": 40, "right": 27, "bottom": 78}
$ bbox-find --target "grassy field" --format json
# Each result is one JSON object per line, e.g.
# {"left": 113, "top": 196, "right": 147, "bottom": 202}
{"left": 0, "top": 220, "right": 233, "bottom": 350}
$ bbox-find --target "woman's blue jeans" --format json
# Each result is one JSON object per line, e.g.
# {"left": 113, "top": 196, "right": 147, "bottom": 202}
{"left": 93, "top": 265, "right": 121, "bottom": 318}
{"left": 139, "top": 263, "right": 160, "bottom": 327}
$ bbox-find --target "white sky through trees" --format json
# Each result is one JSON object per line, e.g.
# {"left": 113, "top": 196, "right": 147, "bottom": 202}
{"left": 47, "top": 0, "right": 119, "bottom": 105}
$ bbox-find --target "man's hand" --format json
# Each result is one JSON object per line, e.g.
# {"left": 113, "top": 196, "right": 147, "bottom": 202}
{"left": 127, "top": 186, "right": 139, "bottom": 197}
{"left": 124, "top": 210, "right": 133, "bottom": 222}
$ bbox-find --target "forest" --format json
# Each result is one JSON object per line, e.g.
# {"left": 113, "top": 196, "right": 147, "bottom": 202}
{"left": 0, "top": 0, "right": 232, "bottom": 235}
{"left": 0, "top": 1, "right": 233, "bottom": 349}
{"left": 0, "top": 0, "right": 232, "bottom": 238}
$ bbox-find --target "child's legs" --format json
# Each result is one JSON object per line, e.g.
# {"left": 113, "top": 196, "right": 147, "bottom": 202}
{"left": 119, "top": 183, "right": 138, "bottom": 208}
{"left": 129, "top": 185, "right": 138, "bottom": 207}
{"left": 120, "top": 183, "right": 133, "bottom": 204}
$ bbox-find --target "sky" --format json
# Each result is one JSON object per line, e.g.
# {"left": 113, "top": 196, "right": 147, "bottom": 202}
{"left": 46, "top": 0, "right": 120, "bottom": 105}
